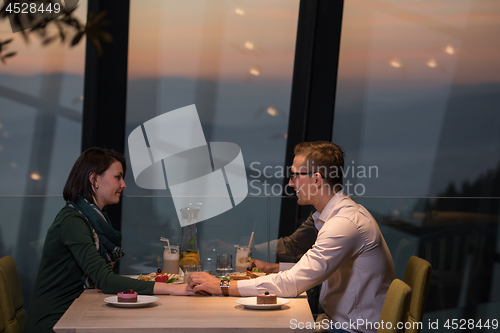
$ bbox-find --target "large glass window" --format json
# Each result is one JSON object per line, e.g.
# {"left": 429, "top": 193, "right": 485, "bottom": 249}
{"left": 335, "top": 0, "right": 500, "bottom": 327}
{"left": 0, "top": 1, "right": 87, "bottom": 311}
{"left": 123, "top": 0, "right": 299, "bottom": 274}
{"left": 335, "top": 0, "right": 500, "bottom": 199}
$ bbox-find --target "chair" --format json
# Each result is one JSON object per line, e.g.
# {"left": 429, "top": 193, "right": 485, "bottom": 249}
{"left": 403, "top": 256, "right": 431, "bottom": 333}
{"left": 378, "top": 279, "right": 411, "bottom": 333}
{"left": 0, "top": 256, "right": 27, "bottom": 333}
{"left": 417, "top": 225, "right": 488, "bottom": 313}
{"left": 0, "top": 289, "right": 5, "bottom": 333}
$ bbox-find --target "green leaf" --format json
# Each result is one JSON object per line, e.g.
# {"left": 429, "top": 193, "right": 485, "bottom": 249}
{"left": 71, "top": 31, "right": 84, "bottom": 46}
{"left": 189, "top": 237, "right": 195, "bottom": 245}
{"left": 0, "top": 39, "right": 13, "bottom": 46}
{"left": 3, "top": 52, "right": 16, "bottom": 59}
{"left": 166, "top": 277, "right": 177, "bottom": 284}
{"left": 42, "top": 36, "right": 57, "bottom": 45}
{"left": 100, "top": 31, "right": 113, "bottom": 43}
{"left": 90, "top": 37, "right": 103, "bottom": 56}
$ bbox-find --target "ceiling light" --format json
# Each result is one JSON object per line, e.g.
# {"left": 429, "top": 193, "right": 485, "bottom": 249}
{"left": 426, "top": 58, "right": 437, "bottom": 68}
{"left": 249, "top": 68, "right": 260, "bottom": 76}
{"left": 244, "top": 41, "right": 254, "bottom": 50}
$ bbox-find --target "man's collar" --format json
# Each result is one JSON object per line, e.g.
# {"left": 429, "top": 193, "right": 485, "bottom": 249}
{"left": 312, "top": 190, "right": 345, "bottom": 230}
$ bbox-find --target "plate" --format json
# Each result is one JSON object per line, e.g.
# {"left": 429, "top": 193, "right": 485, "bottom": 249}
{"left": 127, "top": 274, "right": 184, "bottom": 284}
{"left": 235, "top": 297, "right": 290, "bottom": 310}
{"left": 104, "top": 295, "right": 159, "bottom": 308}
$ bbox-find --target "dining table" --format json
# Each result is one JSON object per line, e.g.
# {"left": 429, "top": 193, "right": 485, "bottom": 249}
{"left": 53, "top": 289, "right": 315, "bottom": 332}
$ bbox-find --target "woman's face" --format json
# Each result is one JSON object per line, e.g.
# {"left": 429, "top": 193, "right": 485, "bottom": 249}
{"left": 92, "top": 161, "right": 126, "bottom": 210}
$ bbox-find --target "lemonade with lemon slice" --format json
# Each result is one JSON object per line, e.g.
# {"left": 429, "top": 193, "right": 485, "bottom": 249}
{"left": 180, "top": 236, "right": 200, "bottom": 266}
{"left": 180, "top": 206, "right": 201, "bottom": 267}
{"left": 179, "top": 247, "right": 200, "bottom": 266}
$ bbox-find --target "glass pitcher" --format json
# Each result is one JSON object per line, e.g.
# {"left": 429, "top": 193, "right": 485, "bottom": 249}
{"left": 179, "top": 206, "right": 200, "bottom": 267}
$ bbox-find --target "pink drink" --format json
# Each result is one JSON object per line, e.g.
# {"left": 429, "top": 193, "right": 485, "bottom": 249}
{"left": 163, "top": 245, "right": 180, "bottom": 274}
{"left": 235, "top": 246, "right": 251, "bottom": 272}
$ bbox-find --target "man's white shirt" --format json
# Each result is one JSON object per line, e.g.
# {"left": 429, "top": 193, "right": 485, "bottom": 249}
{"left": 237, "top": 191, "right": 396, "bottom": 333}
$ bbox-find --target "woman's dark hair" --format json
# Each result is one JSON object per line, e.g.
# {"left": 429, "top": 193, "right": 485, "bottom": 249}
{"left": 63, "top": 148, "right": 127, "bottom": 203}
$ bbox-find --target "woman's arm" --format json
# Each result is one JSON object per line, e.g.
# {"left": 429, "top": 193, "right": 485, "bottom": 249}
{"left": 60, "top": 210, "right": 199, "bottom": 296}
{"left": 153, "top": 283, "right": 197, "bottom": 295}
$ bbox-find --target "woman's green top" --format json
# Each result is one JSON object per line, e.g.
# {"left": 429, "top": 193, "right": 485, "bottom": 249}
{"left": 24, "top": 206, "right": 155, "bottom": 333}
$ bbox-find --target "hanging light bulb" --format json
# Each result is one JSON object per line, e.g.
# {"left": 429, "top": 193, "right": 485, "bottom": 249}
{"left": 266, "top": 107, "right": 278, "bottom": 116}
{"left": 389, "top": 58, "right": 402, "bottom": 68}
{"left": 31, "top": 172, "right": 41, "bottom": 180}
{"left": 426, "top": 58, "right": 437, "bottom": 68}
{"left": 444, "top": 44, "right": 455, "bottom": 55}
{"left": 244, "top": 41, "right": 254, "bottom": 50}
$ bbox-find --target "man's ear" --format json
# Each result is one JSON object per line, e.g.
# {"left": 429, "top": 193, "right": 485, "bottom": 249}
{"left": 314, "top": 172, "right": 322, "bottom": 186}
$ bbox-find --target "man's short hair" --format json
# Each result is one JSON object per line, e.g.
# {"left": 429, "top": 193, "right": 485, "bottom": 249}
{"left": 294, "top": 141, "right": 345, "bottom": 189}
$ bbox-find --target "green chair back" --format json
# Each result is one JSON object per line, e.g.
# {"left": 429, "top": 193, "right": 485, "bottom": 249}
{"left": 0, "top": 256, "right": 27, "bottom": 333}
{"left": 403, "top": 256, "right": 431, "bottom": 333}
{"left": 0, "top": 288, "right": 5, "bottom": 332}
{"left": 378, "top": 279, "right": 411, "bottom": 333}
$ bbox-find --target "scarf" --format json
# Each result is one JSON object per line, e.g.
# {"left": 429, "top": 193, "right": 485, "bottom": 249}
{"left": 67, "top": 195, "right": 125, "bottom": 287}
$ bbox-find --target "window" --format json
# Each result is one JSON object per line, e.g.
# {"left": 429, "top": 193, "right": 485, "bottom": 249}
{"left": 122, "top": 0, "right": 299, "bottom": 273}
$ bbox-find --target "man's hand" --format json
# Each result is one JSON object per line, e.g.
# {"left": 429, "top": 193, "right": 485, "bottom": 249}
{"left": 252, "top": 259, "right": 280, "bottom": 273}
{"left": 187, "top": 272, "right": 222, "bottom": 295}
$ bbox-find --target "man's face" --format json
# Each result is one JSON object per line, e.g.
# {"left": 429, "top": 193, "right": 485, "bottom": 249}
{"left": 288, "top": 155, "right": 316, "bottom": 206}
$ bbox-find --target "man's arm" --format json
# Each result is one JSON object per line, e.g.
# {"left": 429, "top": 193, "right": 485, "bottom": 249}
{"left": 276, "top": 212, "right": 317, "bottom": 262}
{"left": 252, "top": 212, "right": 318, "bottom": 273}
{"left": 190, "top": 217, "right": 364, "bottom": 298}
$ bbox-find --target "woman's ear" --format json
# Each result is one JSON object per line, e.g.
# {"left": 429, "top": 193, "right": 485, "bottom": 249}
{"left": 89, "top": 172, "right": 97, "bottom": 188}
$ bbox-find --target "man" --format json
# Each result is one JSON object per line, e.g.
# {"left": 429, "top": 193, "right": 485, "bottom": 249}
{"left": 189, "top": 141, "right": 395, "bottom": 333}
{"left": 252, "top": 211, "right": 317, "bottom": 272}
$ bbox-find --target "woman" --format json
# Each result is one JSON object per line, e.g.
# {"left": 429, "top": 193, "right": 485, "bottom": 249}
{"left": 25, "top": 148, "right": 195, "bottom": 333}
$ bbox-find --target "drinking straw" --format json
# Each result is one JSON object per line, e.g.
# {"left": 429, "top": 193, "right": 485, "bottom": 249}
{"left": 160, "top": 237, "right": 171, "bottom": 256}
{"left": 247, "top": 232, "right": 254, "bottom": 257}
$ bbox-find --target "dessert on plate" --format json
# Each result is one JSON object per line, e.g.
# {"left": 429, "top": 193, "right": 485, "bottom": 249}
{"left": 257, "top": 291, "right": 277, "bottom": 304}
{"left": 117, "top": 289, "right": 138, "bottom": 303}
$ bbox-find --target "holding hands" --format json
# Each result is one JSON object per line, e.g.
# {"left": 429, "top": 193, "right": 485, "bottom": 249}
{"left": 187, "top": 272, "right": 222, "bottom": 295}
{"left": 187, "top": 272, "right": 242, "bottom": 297}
